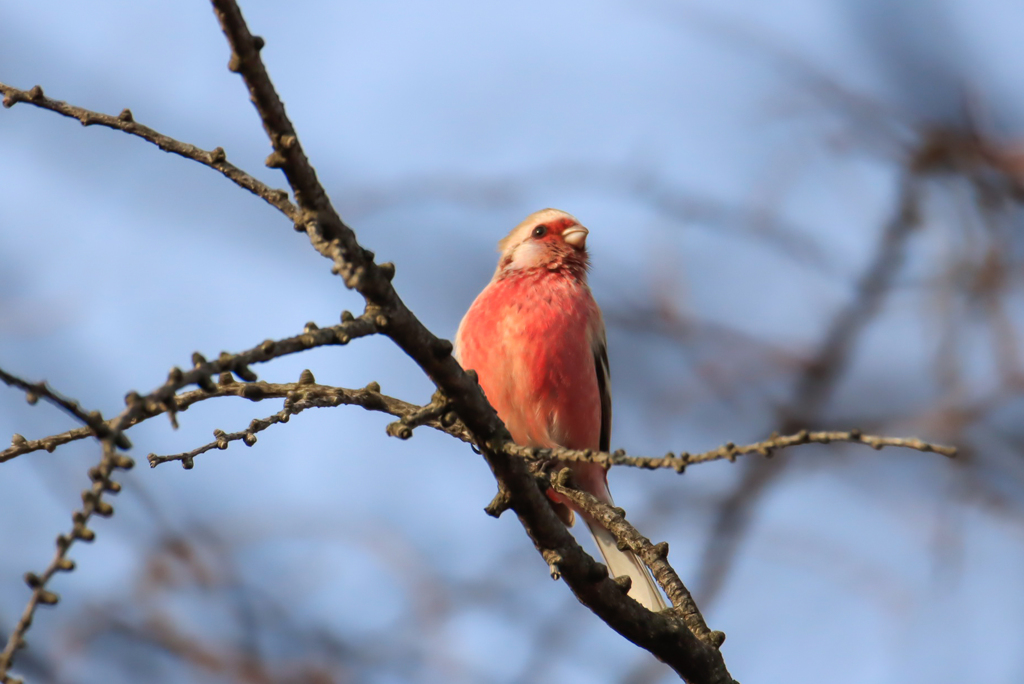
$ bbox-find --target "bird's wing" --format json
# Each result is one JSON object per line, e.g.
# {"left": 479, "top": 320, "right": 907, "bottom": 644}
{"left": 592, "top": 327, "right": 612, "bottom": 453}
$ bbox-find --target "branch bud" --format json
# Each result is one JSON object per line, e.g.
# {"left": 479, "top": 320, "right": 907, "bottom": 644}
{"left": 265, "top": 151, "right": 286, "bottom": 168}
{"left": 234, "top": 365, "right": 258, "bottom": 382}
{"left": 433, "top": 339, "right": 454, "bottom": 359}
{"left": 37, "top": 590, "right": 59, "bottom": 606}
{"left": 111, "top": 455, "right": 135, "bottom": 470}
{"left": 386, "top": 421, "right": 413, "bottom": 440}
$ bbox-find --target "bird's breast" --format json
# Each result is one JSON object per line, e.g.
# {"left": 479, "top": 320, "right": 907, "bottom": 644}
{"left": 456, "top": 271, "right": 602, "bottom": 451}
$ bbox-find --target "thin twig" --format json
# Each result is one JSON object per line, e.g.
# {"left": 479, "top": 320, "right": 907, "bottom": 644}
{"left": 0, "top": 377, "right": 134, "bottom": 682}
{"left": 0, "top": 316, "right": 377, "bottom": 464}
{"left": 0, "top": 81, "right": 298, "bottom": 220}
{"left": 0, "top": 367, "right": 130, "bottom": 450}
{"left": 148, "top": 380, "right": 472, "bottom": 468}
{"left": 507, "top": 429, "right": 956, "bottom": 472}
{"left": 0, "top": 426, "right": 94, "bottom": 463}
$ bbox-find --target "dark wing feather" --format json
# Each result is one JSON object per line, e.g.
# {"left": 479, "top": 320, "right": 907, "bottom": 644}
{"left": 593, "top": 336, "right": 612, "bottom": 453}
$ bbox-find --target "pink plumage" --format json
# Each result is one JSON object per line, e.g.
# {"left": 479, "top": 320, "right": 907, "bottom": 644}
{"left": 455, "top": 208, "right": 666, "bottom": 612}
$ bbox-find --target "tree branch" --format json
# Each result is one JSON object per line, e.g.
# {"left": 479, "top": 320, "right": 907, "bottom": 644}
{"left": 551, "top": 475, "right": 720, "bottom": 647}
{"left": 1, "top": 316, "right": 378, "bottom": 464}
{"left": 3, "top": 5, "right": 951, "bottom": 682}
{"left": 0, "top": 80, "right": 297, "bottom": 220}
{"left": 0, "top": 367, "right": 130, "bottom": 450}
{"left": 696, "top": 173, "right": 924, "bottom": 603}
{"left": 147, "top": 378, "right": 472, "bottom": 468}
{"left": 507, "top": 429, "right": 955, "bottom": 472}
{"left": 208, "top": 2, "right": 735, "bottom": 680}
{"left": 0, "top": 315, "right": 380, "bottom": 683}
{"left": 0, "top": 376, "right": 134, "bottom": 683}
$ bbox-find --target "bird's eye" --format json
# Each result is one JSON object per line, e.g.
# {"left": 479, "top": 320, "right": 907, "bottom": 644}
{"left": 532, "top": 225, "right": 548, "bottom": 238}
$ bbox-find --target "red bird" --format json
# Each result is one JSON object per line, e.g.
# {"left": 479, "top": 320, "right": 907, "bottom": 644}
{"left": 455, "top": 208, "right": 666, "bottom": 611}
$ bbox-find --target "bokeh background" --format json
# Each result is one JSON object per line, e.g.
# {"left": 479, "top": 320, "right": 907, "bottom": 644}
{"left": 3, "top": 1, "right": 1024, "bottom": 682}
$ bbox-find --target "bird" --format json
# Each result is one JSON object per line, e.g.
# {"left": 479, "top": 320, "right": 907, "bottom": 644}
{"left": 454, "top": 208, "right": 667, "bottom": 611}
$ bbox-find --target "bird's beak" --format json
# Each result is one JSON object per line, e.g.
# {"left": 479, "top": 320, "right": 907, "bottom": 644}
{"left": 562, "top": 226, "right": 589, "bottom": 249}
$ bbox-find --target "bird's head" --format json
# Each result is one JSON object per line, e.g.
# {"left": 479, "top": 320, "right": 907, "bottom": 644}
{"left": 496, "top": 208, "right": 590, "bottom": 275}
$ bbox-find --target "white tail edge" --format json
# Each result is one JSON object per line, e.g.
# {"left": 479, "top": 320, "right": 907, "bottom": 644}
{"left": 584, "top": 517, "right": 667, "bottom": 612}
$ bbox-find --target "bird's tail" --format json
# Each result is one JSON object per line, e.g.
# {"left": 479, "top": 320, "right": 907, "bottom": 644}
{"left": 583, "top": 517, "right": 667, "bottom": 612}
